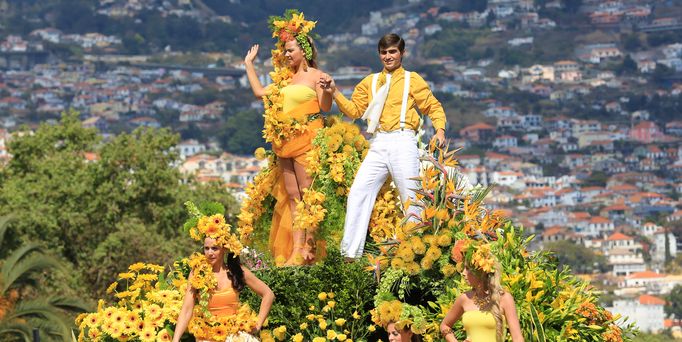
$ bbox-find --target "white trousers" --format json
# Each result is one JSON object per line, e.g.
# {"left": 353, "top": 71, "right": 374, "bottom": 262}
{"left": 340, "top": 130, "right": 421, "bottom": 258}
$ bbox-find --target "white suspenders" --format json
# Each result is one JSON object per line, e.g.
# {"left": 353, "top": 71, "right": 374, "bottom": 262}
{"left": 370, "top": 71, "right": 411, "bottom": 130}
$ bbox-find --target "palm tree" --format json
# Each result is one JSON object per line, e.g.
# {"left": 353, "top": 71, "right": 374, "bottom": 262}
{"left": 0, "top": 215, "right": 90, "bottom": 341}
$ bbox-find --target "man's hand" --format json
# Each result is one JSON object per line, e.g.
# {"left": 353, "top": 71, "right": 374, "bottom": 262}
{"left": 432, "top": 128, "right": 446, "bottom": 147}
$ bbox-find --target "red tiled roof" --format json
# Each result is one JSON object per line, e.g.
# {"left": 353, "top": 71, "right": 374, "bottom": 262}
{"left": 628, "top": 270, "right": 665, "bottom": 279}
{"left": 607, "top": 232, "right": 632, "bottom": 241}
{"left": 590, "top": 217, "right": 611, "bottom": 224}
{"left": 463, "top": 122, "right": 495, "bottom": 131}
{"left": 633, "top": 121, "right": 657, "bottom": 130}
{"left": 639, "top": 294, "right": 666, "bottom": 306}
{"left": 543, "top": 226, "right": 565, "bottom": 236}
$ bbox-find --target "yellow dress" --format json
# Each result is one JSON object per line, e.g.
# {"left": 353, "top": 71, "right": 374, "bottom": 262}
{"left": 269, "top": 84, "right": 325, "bottom": 264}
{"left": 281, "top": 84, "right": 317, "bottom": 114}
{"left": 462, "top": 310, "right": 498, "bottom": 342}
{"left": 207, "top": 287, "right": 239, "bottom": 316}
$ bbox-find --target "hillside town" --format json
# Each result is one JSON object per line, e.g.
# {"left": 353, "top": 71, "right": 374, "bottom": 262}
{"left": 0, "top": 0, "right": 681, "bottom": 337}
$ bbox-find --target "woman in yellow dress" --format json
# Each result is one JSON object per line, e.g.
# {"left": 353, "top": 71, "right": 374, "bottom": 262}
{"left": 243, "top": 11, "right": 333, "bottom": 265}
{"left": 440, "top": 243, "right": 524, "bottom": 342}
{"left": 172, "top": 205, "right": 275, "bottom": 342}
{"left": 172, "top": 237, "right": 275, "bottom": 342}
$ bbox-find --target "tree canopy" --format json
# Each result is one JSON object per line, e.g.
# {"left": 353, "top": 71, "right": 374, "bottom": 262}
{"left": 0, "top": 110, "right": 238, "bottom": 295}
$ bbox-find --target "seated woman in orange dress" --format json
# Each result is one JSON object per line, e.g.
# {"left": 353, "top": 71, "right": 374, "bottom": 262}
{"left": 243, "top": 11, "right": 334, "bottom": 265}
{"left": 440, "top": 239, "right": 524, "bottom": 342}
{"left": 172, "top": 207, "right": 275, "bottom": 342}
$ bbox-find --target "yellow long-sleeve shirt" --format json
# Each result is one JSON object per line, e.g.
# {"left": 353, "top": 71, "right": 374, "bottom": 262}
{"left": 334, "top": 66, "right": 446, "bottom": 132}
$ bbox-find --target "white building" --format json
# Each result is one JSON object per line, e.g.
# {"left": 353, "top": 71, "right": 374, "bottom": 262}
{"left": 177, "top": 140, "right": 206, "bottom": 160}
{"left": 652, "top": 229, "right": 678, "bottom": 265}
{"left": 493, "top": 135, "right": 518, "bottom": 150}
{"left": 491, "top": 171, "right": 525, "bottom": 190}
{"left": 584, "top": 217, "right": 614, "bottom": 237}
{"left": 608, "top": 249, "right": 646, "bottom": 276}
{"left": 609, "top": 295, "right": 666, "bottom": 333}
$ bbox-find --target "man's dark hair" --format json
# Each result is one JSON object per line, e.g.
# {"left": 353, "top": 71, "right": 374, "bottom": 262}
{"left": 378, "top": 33, "right": 405, "bottom": 53}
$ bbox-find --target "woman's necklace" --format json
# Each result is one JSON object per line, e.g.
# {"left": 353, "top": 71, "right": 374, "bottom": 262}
{"left": 473, "top": 291, "right": 492, "bottom": 311}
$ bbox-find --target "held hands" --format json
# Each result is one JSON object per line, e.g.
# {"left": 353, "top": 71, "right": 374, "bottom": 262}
{"left": 244, "top": 44, "right": 259, "bottom": 65}
{"left": 318, "top": 72, "right": 335, "bottom": 94}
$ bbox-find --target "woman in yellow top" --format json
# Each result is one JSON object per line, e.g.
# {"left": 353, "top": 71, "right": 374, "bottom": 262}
{"left": 172, "top": 237, "right": 275, "bottom": 342}
{"left": 243, "top": 15, "right": 333, "bottom": 266}
{"left": 440, "top": 248, "right": 523, "bottom": 342}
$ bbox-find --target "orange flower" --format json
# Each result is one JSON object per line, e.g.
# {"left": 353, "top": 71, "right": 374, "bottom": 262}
{"left": 451, "top": 240, "right": 468, "bottom": 263}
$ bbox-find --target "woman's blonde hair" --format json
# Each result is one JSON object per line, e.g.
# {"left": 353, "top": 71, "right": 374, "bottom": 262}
{"left": 488, "top": 262, "right": 504, "bottom": 342}
{"left": 468, "top": 261, "right": 504, "bottom": 342}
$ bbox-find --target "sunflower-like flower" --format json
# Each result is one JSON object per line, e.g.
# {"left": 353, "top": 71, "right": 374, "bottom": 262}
{"left": 185, "top": 201, "right": 243, "bottom": 256}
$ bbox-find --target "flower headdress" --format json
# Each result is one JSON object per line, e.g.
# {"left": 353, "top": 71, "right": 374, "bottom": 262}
{"left": 184, "top": 201, "right": 243, "bottom": 256}
{"left": 261, "top": 10, "right": 319, "bottom": 148}
{"left": 269, "top": 9, "right": 317, "bottom": 61}
{"left": 450, "top": 232, "right": 498, "bottom": 274}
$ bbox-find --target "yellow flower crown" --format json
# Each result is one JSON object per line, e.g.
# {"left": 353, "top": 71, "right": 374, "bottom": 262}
{"left": 450, "top": 233, "right": 498, "bottom": 274}
{"left": 184, "top": 201, "right": 243, "bottom": 256}
{"left": 269, "top": 9, "right": 316, "bottom": 60}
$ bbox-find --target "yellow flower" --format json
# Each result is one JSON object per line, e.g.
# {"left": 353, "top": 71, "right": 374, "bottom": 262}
{"left": 272, "top": 325, "right": 287, "bottom": 341}
{"left": 128, "top": 262, "right": 145, "bottom": 272}
{"left": 437, "top": 234, "right": 452, "bottom": 246}
{"left": 368, "top": 325, "right": 376, "bottom": 332}
{"left": 335, "top": 318, "right": 346, "bottom": 326}
{"left": 118, "top": 272, "right": 135, "bottom": 279}
{"left": 327, "top": 301, "right": 336, "bottom": 308}
{"left": 409, "top": 236, "right": 427, "bottom": 255}
{"left": 261, "top": 330, "right": 275, "bottom": 342}
{"left": 299, "top": 322, "right": 308, "bottom": 330}
{"left": 352, "top": 311, "right": 360, "bottom": 319}
{"left": 441, "top": 264, "right": 456, "bottom": 277}
{"left": 318, "top": 292, "right": 327, "bottom": 301}
{"left": 313, "top": 338, "right": 326, "bottom": 342}
{"left": 292, "top": 333, "right": 304, "bottom": 342}
{"left": 337, "top": 333, "right": 347, "bottom": 341}
{"left": 255, "top": 147, "right": 267, "bottom": 160}
{"left": 318, "top": 319, "right": 328, "bottom": 330}
{"left": 327, "top": 329, "right": 338, "bottom": 340}
{"left": 106, "top": 281, "right": 118, "bottom": 294}
{"left": 328, "top": 292, "right": 335, "bottom": 299}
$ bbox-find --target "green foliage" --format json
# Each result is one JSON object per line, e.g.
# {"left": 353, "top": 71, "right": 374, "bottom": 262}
{"left": 422, "top": 27, "right": 488, "bottom": 61}
{"left": 544, "top": 240, "right": 607, "bottom": 273}
{"left": 241, "top": 249, "right": 377, "bottom": 338}
{"left": 665, "top": 284, "right": 682, "bottom": 319}
{"left": 0, "top": 215, "right": 90, "bottom": 342}
{"left": 634, "top": 332, "right": 678, "bottom": 342}
{"left": 622, "top": 34, "right": 643, "bottom": 51}
{"left": 218, "top": 109, "right": 268, "bottom": 155}
{"left": 617, "top": 55, "right": 638, "bottom": 75}
{"left": 582, "top": 171, "right": 609, "bottom": 187}
{"left": 653, "top": 64, "right": 672, "bottom": 85}
{"left": 0, "top": 110, "right": 239, "bottom": 296}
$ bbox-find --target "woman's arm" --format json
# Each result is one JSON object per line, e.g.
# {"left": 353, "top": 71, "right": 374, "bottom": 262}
{"left": 316, "top": 71, "right": 333, "bottom": 112}
{"left": 172, "top": 280, "right": 196, "bottom": 342}
{"left": 243, "top": 266, "right": 275, "bottom": 331}
{"left": 244, "top": 44, "right": 268, "bottom": 98}
{"left": 501, "top": 292, "right": 524, "bottom": 342}
{"left": 440, "top": 294, "right": 466, "bottom": 342}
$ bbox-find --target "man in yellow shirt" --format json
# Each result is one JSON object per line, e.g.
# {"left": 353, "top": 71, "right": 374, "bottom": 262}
{"left": 324, "top": 33, "right": 447, "bottom": 259}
